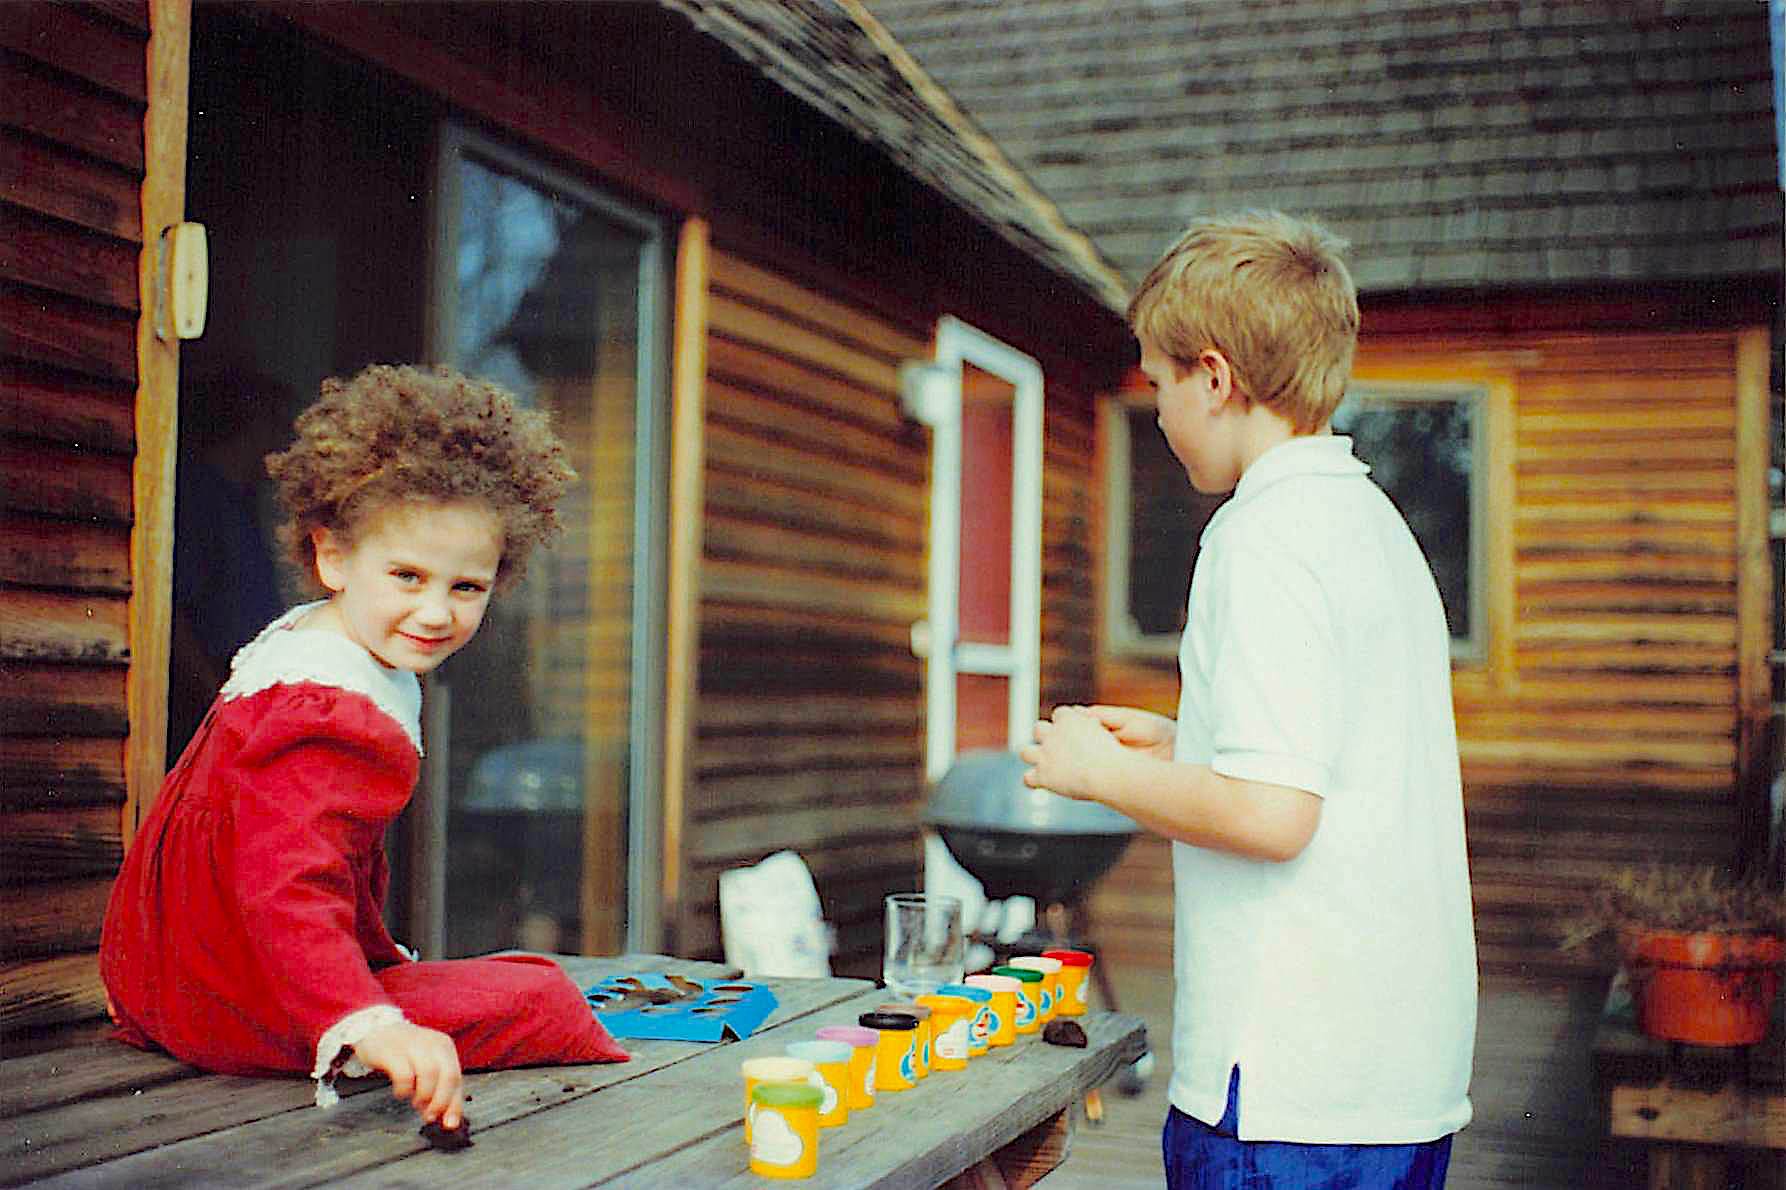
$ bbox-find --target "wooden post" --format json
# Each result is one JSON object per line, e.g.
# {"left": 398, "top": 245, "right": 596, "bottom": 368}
{"left": 124, "top": 0, "right": 191, "bottom": 844}
{"left": 661, "top": 216, "right": 709, "bottom": 953}
{"left": 1736, "top": 325, "right": 1772, "bottom": 870}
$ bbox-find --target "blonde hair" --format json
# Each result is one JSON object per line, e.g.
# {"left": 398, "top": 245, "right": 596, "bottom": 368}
{"left": 1128, "top": 210, "right": 1359, "bottom": 432}
{"left": 266, "top": 364, "right": 576, "bottom": 593}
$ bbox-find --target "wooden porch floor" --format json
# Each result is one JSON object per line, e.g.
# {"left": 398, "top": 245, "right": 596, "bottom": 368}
{"left": 1041, "top": 963, "right": 1647, "bottom": 1189}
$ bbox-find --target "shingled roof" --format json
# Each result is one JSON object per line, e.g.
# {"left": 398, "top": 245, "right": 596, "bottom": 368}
{"left": 872, "top": 0, "right": 1782, "bottom": 294}
{"left": 657, "top": 0, "right": 1131, "bottom": 310}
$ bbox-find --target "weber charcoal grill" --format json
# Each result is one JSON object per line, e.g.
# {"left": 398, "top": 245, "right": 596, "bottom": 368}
{"left": 925, "top": 749, "right": 1138, "bottom": 907}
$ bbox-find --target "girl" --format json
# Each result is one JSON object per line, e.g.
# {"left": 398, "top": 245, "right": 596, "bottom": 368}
{"left": 101, "top": 365, "right": 628, "bottom": 1130}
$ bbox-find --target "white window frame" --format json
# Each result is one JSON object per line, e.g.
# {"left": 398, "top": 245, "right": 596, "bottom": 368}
{"left": 903, "top": 316, "right": 1044, "bottom": 783}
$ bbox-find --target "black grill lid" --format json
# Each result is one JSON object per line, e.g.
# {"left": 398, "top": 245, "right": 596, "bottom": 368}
{"left": 923, "top": 749, "right": 1138, "bottom": 836}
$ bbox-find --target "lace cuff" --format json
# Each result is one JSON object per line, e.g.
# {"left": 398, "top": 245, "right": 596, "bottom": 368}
{"left": 312, "top": 1003, "right": 405, "bottom": 1107}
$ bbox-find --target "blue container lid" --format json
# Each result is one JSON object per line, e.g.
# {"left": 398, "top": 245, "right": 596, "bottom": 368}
{"left": 936, "top": 982, "right": 992, "bottom": 1002}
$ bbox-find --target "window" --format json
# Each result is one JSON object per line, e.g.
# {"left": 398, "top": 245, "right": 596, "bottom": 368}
{"left": 1333, "top": 382, "right": 1486, "bottom": 662}
{"left": 1104, "top": 374, "right": 1506, "bottom": 669}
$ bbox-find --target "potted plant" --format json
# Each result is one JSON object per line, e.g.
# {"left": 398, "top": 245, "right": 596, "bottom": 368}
{"left": 1565, "top": 864, "right": 1786, "bottom": 1046}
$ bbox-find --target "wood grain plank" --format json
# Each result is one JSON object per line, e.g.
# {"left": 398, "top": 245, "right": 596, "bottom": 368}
{"left": 0, "top": 437, "right": 141, "bottom": 522}
{"left": 0, "top": 286, "right": 138, "bottom": 381}
{"left": 0, "top": 952, "right": 105, "bottom": 1033}
{"left": 0, "top": 206, "right": 140, "bottom": 310}
{"left": 0, "top": 365, "right": 135, "bottom": 453}
{"left": 0, "top": 876, "right": 113, "bottom": 956}
{"left": 0, "top": 589, "right": 131, "bottom": 665}
{"left": 708, "top": 293, "right": 901, "bottom": 394}
{"left": 0, "top": 666, "right": 129, "bottom": 740}
{"left": 0, "top": 58, "right": 144, "bottom": 172}
{"left": 0, "top": 807, "right": 122, "bottom": 885}
{"left": 0, "top": 130, "right": 142, "bottom": 241}
{"left": 0, "top": 515, "right": 133, "bottom": 593}
{"left": 0, "top": 3, "right": 147, "bottom": 102}
{"left": 0, "top": 736, "right": 125, "bottom": 815}
{"left": 710, "top": 248, "right": 927, "bottom": 363}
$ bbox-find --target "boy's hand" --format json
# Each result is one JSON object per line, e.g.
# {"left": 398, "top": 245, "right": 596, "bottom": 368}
{"left": 1020, "top": 704, "right": 1127, "bottom": 802}
{"left": 1084, "top": 705, "right": 1176, "bottom": 760}
{"left": 352, "top": 1020, "right": 465, "bottom": 1128}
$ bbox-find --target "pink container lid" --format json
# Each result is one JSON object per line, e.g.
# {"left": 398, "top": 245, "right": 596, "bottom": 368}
{"left": 965, "top": 973, "right": 1021, "bottom": 994}
{"left": 815, "top": 1024, "right": 878, "bottom": 1048}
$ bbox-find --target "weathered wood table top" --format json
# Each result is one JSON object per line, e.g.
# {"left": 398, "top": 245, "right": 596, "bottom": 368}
{"left": 1, "top": 954, "right": 1147, "bottom": 1188}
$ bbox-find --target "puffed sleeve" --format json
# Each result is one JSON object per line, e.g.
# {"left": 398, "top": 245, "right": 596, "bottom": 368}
{"left": 216, "top": 684, "right": 421, "bottom": 1095}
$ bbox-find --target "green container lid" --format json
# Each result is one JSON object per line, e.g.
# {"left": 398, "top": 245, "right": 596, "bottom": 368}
{"left": 991, "top": 965, "right": 1043, "bottom": 983}
{"left": 752, "top": 1081, "right": 824, "bottom": 1108}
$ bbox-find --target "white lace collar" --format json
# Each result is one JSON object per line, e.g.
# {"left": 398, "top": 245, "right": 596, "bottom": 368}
{"left": 219, "top": 602, "right": 424, "bottom": 754}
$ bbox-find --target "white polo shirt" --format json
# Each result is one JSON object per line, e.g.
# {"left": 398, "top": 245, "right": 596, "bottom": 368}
{"left": 1168, "top": 434, "right": 1477, "bottom": 1144}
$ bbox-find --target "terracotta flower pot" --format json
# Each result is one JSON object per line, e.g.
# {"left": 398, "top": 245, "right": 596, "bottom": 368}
{"left": 1622, "top": 930, "right": 1784, "bottom": 1047}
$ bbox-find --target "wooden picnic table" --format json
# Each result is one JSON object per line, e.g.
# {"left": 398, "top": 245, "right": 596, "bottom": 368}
{"left": 1, "top": 954, "right": 1147, "bottom": 1187}
{"left": 1592, "top": 972, "right": 1786, "bottom": 1190}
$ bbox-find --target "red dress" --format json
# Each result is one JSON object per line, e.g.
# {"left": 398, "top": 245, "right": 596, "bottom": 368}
{"left": 100, "top": 605, "right": 626, "bottom": 1104}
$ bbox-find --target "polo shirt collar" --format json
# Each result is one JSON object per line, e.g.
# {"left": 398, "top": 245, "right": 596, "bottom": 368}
{"left": 1205, "top": 434, "right": 1370, "bottom": 537}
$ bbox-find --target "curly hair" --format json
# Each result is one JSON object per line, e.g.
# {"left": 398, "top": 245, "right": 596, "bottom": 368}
{"left": 265, "top": 364, "right": 577, "bottom": 593}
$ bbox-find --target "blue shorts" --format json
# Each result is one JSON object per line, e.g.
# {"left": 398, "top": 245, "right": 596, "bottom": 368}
{"left": 1162, "top": 1068, "right": 1454, "bottom": 1189}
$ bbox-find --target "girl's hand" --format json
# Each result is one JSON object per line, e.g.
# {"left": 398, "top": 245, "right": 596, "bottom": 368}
{"left": 353, "top": 1020, "right": 464, "bottom": 1128}
{"left": 1085, "top": 704, "right": 1176, "bottom": 760}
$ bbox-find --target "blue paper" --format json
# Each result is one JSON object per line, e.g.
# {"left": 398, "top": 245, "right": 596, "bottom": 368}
{"left": 584, "top": 972, "right": 778, "bottom": 1041}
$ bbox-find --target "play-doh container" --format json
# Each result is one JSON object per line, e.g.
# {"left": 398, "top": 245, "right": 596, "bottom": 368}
{"left": 936, "top": 982, "right": 993, "bottom": 1056}
{"left": 1042, "top": 948, "right": 1095, "bottom": 1016}
{"left": 785, "top": 1039, "right": 851, "bottom": 1127}
{"left": 814, "top": 1024, "right": 877, "bottom": 1110}
{"left": 877, "top": 1001, "right": 931, "bottom": 1077}
{"left": 748, "top": 1081, "right": 822, "bottom": 1179}
{"left": 916, "top": 993, "right": 974, "bottom": 1070}
{"left": 964, "top": 973, "right": 1020, "bottom": 1047}
{"left": 1007, "top": 956, "right": 1063, "bottom": 1022}
{"left": 991, "top": 965, "right": 1044, "bottom": 1034}
{"left": 742, "top": 1056, "right": 816, "bottom": 1146}
{"left": 859, "top": 1010, "right": 919, "bottom": 1092}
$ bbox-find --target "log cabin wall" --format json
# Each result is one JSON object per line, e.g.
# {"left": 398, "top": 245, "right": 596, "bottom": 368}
{"left": 677, "top": 244, "right": 1107, "bottom": 975}
{"left": 1094, "top": 319, "right": 1774, "bottom": 980}
{"left": 0, "top": 2, "right": 158, "bottom": 1031}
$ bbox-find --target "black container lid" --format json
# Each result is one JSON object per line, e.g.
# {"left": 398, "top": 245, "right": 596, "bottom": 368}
{"left": 858, "top": 1011, "right": 918, "bottom": 1030}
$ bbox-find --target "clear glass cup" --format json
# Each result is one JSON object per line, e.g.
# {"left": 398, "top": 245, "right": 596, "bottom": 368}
{"left": 883, "top": 892, "right": 966, "bottom": 1000}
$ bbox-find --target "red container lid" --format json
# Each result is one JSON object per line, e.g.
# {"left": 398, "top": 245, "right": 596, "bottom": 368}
{"left": 1042, "top": 948, "right": 1095, "bottom": 967}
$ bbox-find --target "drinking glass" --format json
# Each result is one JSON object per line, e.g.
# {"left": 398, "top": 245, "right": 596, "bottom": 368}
{"left": 883, "top": 892, "right": 965, "bottom": 999}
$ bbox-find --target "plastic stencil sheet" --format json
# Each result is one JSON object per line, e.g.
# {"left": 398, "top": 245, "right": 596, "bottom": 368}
{"left": 583, "top": 971, "right": 778, "bottom": 1041}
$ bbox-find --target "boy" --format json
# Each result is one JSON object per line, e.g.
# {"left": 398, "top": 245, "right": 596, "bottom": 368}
{"left": 1020, "top": 211, "right": 1475, "bottom": 1187}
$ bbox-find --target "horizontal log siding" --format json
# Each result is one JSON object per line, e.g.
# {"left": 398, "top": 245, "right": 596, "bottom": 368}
{"left": 679, "top": 247, "right": 1109, "bottom": 977}
{"left": 1096, "top": 328, "right": 1763, "bottom": 979}
{"left": 0, "top": 2, "right": 149, "bottom": 1031}
{"left": 680, "top": 246, "right": 932, "bottom": 975}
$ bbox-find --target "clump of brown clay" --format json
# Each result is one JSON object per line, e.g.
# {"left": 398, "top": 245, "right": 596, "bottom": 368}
{"left": 1042, "top": 1019, "right": 1087, "bottom": 1048}
{"left": 419, "top": 1117, "right": 474, "bottom": 1151}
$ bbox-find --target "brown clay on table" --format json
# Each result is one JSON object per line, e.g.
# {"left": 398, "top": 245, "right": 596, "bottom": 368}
{"left": 1042, "top": 1019, "right": 1088, "bottom": 1048}
{"left": 419, "top": 1117, "right": 474, "bottom": 1151}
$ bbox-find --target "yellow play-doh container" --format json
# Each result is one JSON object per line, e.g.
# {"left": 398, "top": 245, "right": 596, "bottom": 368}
{"left": 937, "top": 983, "right": 993, "bottom": 1056}
{"left": 742, "top": 1055, "right": 815, "bottom": 1146}
{"left": 814, "top": 1024, "right": 877, "bottom": 1110}
{"left": 1008, "top": 956, "right": 1063, "bottom": 1022}
{"left": 878, "top": 1001, "right": 931, "bottom": 1078}
{"left": 916, "top": 994, "right": 974, "bottom": 1071}
{"left": 1043, "top": 949, "right": 1095, "bottom": 1016}
{"left": 964, "top": 973, "right": 1020, "bottom": 1047}
{"left": 992, "top": 965, "right": 1044, "bottom": 1034}
{"left": 859, "top": 1011, "right": 919, "bottom": 1092}
{"left": 749, "top": 1081, "right": 822, "bottom": 1179}
{"left": 785, "top": 1039, "right": 852, "bottom": 1127}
